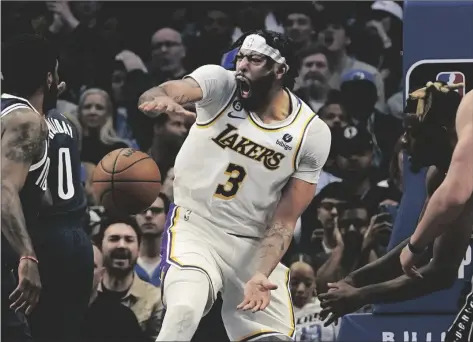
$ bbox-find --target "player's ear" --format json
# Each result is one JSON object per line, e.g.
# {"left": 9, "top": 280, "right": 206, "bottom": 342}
{"left": 275, "top": 64, "right": 286, "bottom": 81}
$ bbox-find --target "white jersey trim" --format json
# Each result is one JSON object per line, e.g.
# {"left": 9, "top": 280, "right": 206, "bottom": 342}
{"left": 29, "top": 140, "right": 49, "bottom": 171}
{"left": 293, "top": 113, "right": 319, "bottom": 170}
{"left": 1, "top": 93, "right": 41, "bottom": 116}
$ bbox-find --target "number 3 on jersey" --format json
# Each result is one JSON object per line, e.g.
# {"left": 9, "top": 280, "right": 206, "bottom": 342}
{"left": 214, "top": 163, "right": 247, "bottom": 200}
{"left": 58, "top": 147, "right": 75, "bottom": 200}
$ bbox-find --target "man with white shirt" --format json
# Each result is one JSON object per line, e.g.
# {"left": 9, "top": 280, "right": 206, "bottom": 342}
{"left": 139, "top": 30, "right": 331, "bottom": 341}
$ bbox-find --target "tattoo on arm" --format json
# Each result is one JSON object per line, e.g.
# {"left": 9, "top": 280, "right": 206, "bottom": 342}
{"left": 257, "top": 221, "right": 294, "bottom": 277}
{"left": 1, "top": 112, "right": 46, "bottom": 258}
{"left": 4, "top": 120, "right": 47, "bottom": 163}
{"left": 138, "top": 79, "right": 202, "bottom": 107}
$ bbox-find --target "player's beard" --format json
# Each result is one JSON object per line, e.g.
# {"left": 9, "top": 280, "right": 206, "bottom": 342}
{"left": 43, "top": 80, "right": 59, "bottom": 113}
{"left": 238, "top": 72, "right": 275, "bottom": 112}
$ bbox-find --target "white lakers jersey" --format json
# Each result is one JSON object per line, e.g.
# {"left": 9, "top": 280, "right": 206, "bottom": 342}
{"left": 173, "top": 65, "right": 330, "bottom": 238}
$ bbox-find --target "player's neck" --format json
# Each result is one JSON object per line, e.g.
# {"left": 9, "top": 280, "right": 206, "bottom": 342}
{"left": 28, "top": 92, "right": 45, "bottom": 116}
{"left": 140, "top": 235, "right": 162, "bottom": 259}
{"left": 254, "top": 87, "right": 291, "bottom": 123}
{"left": 102, "top": 270, "right": 134, "bottom": 292}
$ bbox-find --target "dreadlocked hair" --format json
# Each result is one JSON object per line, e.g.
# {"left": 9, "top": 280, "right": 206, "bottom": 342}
{"left": 228, "top": 30, "right": 299, "bottom": 90}
{"left": 404, "top": 81, "right": 462, "bottom": 129}
{"left": 403, "top": 81, "right": 463, "bottom": 172}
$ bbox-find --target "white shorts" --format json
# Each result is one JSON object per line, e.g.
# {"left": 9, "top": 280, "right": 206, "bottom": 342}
{"left": 159, "top": 204, "right": 295, "bottom": 341}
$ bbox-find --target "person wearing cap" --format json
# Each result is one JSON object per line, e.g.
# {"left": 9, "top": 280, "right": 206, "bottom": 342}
{"left": 139, "top": 29, "right": 331, "bottom": 341}
{"left": 318, "top": 10, "right": 386, "bottom": 106}
{"left": 332, "top": 125, "right": 392, "bottom": 215}
{"left": 340, "top": 69, "right": 403, "bottom": 179}
{"left": 361, "top": 0, "right": 403, "bottom": 98}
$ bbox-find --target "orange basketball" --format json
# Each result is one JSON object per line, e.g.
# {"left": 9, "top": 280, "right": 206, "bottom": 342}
{"left": 92, "top": 148, "right": 161, "bottom": 217}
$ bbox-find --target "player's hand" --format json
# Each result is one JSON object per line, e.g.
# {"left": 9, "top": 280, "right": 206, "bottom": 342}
{"left": 9, "top": 258, "right": 42, "bottom": 315}
{"left": 400, "top": 245, "right": 424, "bottom": 279}
{"left": 318, "top": 281, "right": 364, "bottom": 326}
{"left": 237, "top": 272, "right": 278, "bottom": 313}
{"left": 138, "top": 96, "right": 195, "bottom": 118}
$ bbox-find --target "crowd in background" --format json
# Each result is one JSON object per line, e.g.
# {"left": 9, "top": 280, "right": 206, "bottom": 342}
{"left": 2, "top": 1, "right": 405, "bottom": 341}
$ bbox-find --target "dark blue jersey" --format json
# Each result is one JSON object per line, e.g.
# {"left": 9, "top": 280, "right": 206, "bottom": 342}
{"left": 39, "top": 109, "right": 87, "bottom": 220}
{"left": 1, "top": 94, "right": 50, "bottom": 252}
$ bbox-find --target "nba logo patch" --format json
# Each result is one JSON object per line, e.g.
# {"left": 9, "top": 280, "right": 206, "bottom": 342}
{"left": 436, "top": 72, "right": 466, "bottom": 96}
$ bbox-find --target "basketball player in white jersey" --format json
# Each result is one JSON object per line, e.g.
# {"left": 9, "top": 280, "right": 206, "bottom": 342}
{"left": 139, "top": 30, "right": 331, "bottom": 341}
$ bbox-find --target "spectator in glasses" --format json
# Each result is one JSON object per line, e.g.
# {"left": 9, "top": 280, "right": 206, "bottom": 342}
{"left": 135, "top": 194, "right": 170, "bottom": 287}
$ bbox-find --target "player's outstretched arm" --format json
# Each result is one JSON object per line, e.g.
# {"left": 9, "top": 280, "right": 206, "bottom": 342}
{"left": 409, "top": 90, "right": 473, "bottom": 251}
{"left": 138, "top": 78, "right": 202, "bottom": 118}
{"left": 346, "top": 165, "right": 445, "bottom": 288}
{"left": 1, "top": 109, "right": 47, "bottom": 258}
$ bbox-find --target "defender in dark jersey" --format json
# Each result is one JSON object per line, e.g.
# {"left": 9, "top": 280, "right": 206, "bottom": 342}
{"left": 1, "top": 34, "right": 59, "bottom": 342}
{"left": 27, "top": 107, "right": 94, "bottom": 342}
{"left": 317, "top": 84, "right": 473, "bottom": 342}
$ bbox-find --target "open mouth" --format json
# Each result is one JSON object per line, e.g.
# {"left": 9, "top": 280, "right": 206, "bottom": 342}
{"left": 236, "top": 75, "right": 252, "bottom": 98}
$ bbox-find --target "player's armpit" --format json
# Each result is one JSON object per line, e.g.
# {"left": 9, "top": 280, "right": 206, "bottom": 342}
{"left": 138, "top": 78, "right": 203, "bottom": 107}
{"left": 256, "top": 178, "right": 316, "bottom": 277}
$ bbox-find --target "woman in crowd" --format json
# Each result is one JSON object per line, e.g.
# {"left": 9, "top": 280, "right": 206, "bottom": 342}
{"left": 78, "top": 88, "right": 131, "bottom": 164}
{"left": 290, "top": 254, "right": 339, "bottom": 341}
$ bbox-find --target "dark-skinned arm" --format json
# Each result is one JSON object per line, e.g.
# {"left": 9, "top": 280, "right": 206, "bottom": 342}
{"left": 1, "top": 109, "right": 48, "bottom": 258}
{"left": 347, "top": 166, "right": 445, "bottom": 288}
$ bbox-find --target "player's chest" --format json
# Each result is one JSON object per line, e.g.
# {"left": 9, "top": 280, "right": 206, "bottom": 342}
{"left": 195, "top": 118, "right": 302, "bottom": 174}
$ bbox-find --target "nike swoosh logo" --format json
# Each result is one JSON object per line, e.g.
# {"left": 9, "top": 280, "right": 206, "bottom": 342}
{"left": 228, "top": 112, "right": 246, "bottom": 120}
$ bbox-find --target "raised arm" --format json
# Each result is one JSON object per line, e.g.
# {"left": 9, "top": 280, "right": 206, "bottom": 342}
{"left": 1, "top": 109, "right": 47, "bottom": 258}
{"left": 409, "top": 90, "right": 473, "bottom": 251}
{"left": 138, "top": 64, "right": 236, "bottom": 120}
{"left": 138, "top": 78, "right": 203, "bottom": 109}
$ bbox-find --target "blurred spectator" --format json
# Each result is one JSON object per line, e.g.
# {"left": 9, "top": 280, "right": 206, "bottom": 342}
{"left": 339, "top": 70, "right": 403, "bottom": 177}
{"left": 355, "top": 209, "right": 394, "bottom": 269}
{"left": 149, "top": 114, "right": 188, "bottom": 182}
{"left": 232, "top": 3, "right": 271, "bottom": 43}
{"left": 78, "top": 88, "right": 131, "bottom": 164}
{"left": 332, "top": 125, "right": 392, "bottom": 214}
{"left": 290, "top": 254, "right": 339, "bottom": 341}
{"left": 283, "top": 4, "right": 320, "bottom": 50}
{"left": 294, "top": 182, "right": 349, "bottom": 262}
{"left": 316, "top": 200, "right": 372, "bottom": 293}
{"left": 317, "top": 90, "right": 350, "bottom": 129}
{"left": 135, "top": 194, "right": 170, "bottom": 287}
{"left": 149, "top": 28, "right": 187, "bottom": 85}
{"left": 295, "top": 44, "right": 333, "bottom": 111}
{"left": 82, "top": 243, "right": 147, "bottom": 342}
{"left": 96, "top": 217, "right": 164, "bottom": 341}
{"left": 319, "top": 11, "right": 386, "bottom": 105}
{"left": 45, "top": 1, "right": 117, "bottom": 102}
{"left": 358, "top": 1, "right": 403, "bottom": 98}
{"left": 188, "top": 6, "right": 235, "bottom": 68}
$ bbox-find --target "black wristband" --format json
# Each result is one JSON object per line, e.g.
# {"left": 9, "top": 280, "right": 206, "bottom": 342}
{"left": 407, "top": 241, "right": 426, "bottom": 255}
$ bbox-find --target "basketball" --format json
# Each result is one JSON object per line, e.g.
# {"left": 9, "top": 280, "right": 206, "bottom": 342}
{"left": 92, "top": 148, "right": 161, "bottom": 216}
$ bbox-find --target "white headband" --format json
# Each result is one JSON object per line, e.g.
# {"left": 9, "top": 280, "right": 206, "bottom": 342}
{"left": 241, "top": 34, "right": 289, "bottom": 70}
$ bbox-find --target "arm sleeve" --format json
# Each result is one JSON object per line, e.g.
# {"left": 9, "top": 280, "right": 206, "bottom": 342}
{"left": 292, "top": 118, "right": 331, "bottom": 184}
{"left": 183, "top": 64, "right": 236, "bottom": 122}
